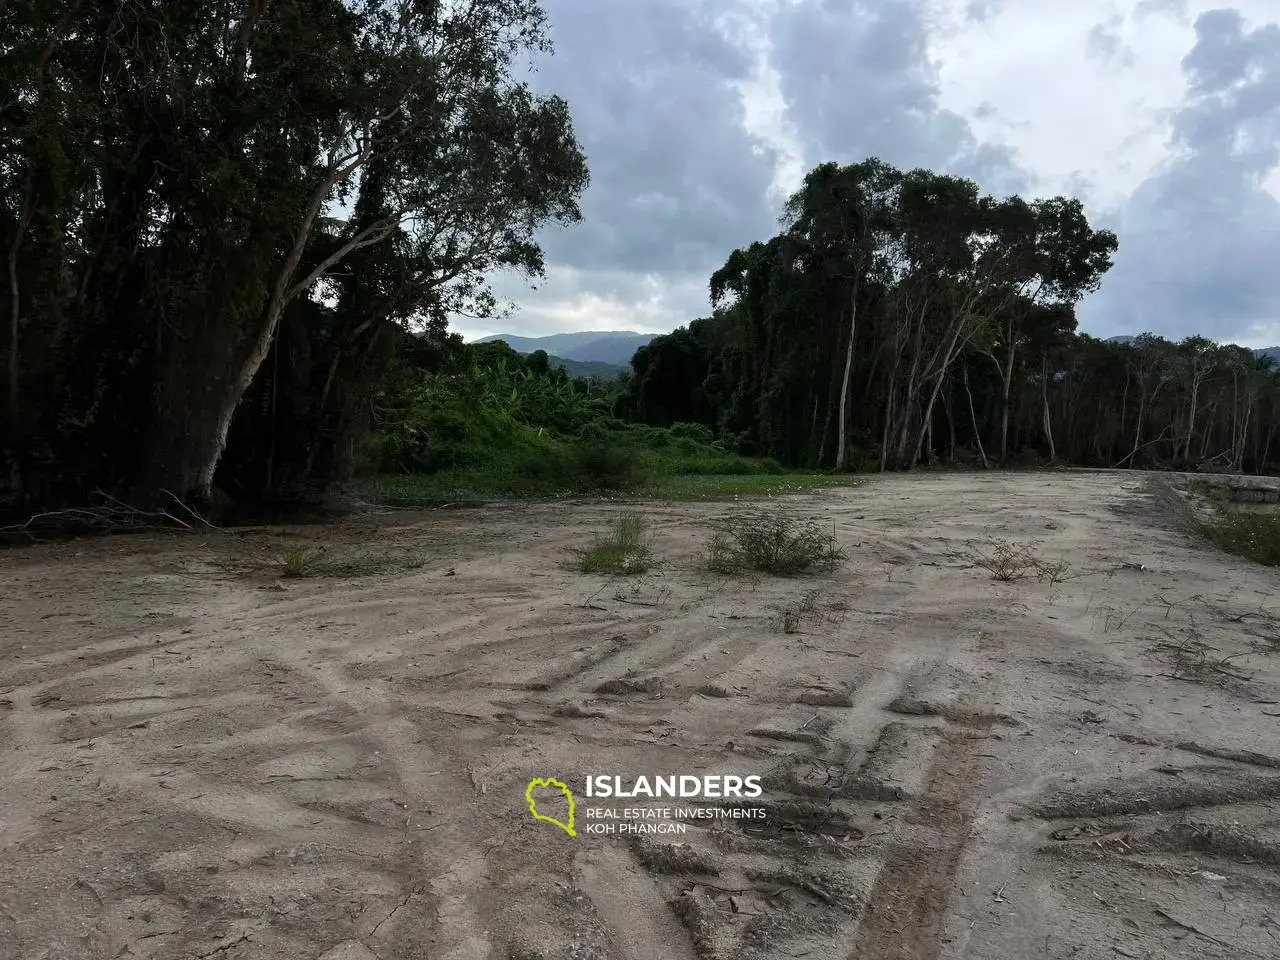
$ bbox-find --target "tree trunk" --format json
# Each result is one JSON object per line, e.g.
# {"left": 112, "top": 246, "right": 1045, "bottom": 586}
{"left": 907, "top": 310, "right": 970, "bottom": 468}
{"left": 1236, "top": 399, "right": 1251, "bottom": 472}
{"left": 5, "top": 174, "right": 34, "bottom": 430}
{"left": 835, "top": 284, "right": 858, "bottom": 471}
{"left": 963, "top": 364, "right": 988, "bottom": 469}
{"left": 1184, "top": 373, "right": 1200, "bottom": 463}
{"left": 1041, "top": 355, "right": 1055, "bottom": 461}
{"left": 944, "top": 385, "right": 957, "bottom": 464}
{"left": 187, "top": 150, "right": 388, "bottom": 499}
{"left": 1128, "top": 393, "right": 1145, "bottom": 466}
{"left": 999, "top": 319, "right": 1015, "bottom": 463}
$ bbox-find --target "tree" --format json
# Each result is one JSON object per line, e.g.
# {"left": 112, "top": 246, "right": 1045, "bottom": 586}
{"left": 781, "top": 160, "right": 900, "bottom": 469}
{"left": 643, "top": 158, "right": 1126, "bottom": 476}
{"left": 0, "top": 0, "right": 587, "bottom": 511}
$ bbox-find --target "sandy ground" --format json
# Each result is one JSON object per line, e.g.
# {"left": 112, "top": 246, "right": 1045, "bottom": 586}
{"left": 2, "top": 471, "right": 1280, "bottom": 960}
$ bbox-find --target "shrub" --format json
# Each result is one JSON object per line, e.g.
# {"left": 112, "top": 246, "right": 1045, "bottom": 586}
{"left": 576, "top": 441, "right": 643, "bottom": 490}
{"left": 706, "top": 514, "right": 846, "bottom": 575}
{"left": 968, "top": 539, "right": 1072, "bottom": 582}
{"left": 578, "top": 512, "right": 653, "bottom": 574}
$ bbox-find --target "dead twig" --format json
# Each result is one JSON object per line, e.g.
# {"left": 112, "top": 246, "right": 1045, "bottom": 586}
{"left": 161, "top": 488, "right": 219, "bottom": 530}
{"left": 1153, "top": 907, "right": 1233, "bottom": 949}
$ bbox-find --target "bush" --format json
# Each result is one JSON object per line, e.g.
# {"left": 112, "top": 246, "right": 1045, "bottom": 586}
{"left": 670, "top": 422, "right": 714, "bottom": 444}
{"left": 576, "top": 441, "right": 644, "bottom": 490}
{"left": 281, "top": 543, "right": 319, "bottom": 577}
{"left": 706, "top": 514, "right": 847, "bottom": 575}
{"left": 578, "top": 512, "right": 653, "bottom": 574}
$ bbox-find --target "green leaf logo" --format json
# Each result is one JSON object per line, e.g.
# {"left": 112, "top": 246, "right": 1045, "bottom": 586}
{"left": 526, "top": 777, "right": 576, "bottom": 837}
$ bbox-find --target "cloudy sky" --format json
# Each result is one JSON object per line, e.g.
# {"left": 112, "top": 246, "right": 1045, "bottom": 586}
{"left": 460, "top": 0, "right": 1280, "bottom": 348}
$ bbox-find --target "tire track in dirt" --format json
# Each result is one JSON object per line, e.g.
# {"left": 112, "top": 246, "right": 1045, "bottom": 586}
{"left": 577, "top": 845, "right": 701, "bottom": 960}
{"left": 846, "top": 727, "right": 983, "bottom": 960}
{"left": 842, "top": 626, "right": 1005, "bottom": 960}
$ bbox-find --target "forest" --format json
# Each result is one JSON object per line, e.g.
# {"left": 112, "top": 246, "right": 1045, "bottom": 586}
{"left": 628, "top": 162, "right": 1280, "bottom": 475}
{"left": 1, "top": 0, "right": 588, "bottom": 517}
{"left": 4, "top": 2, "right": 1279, "bottom": 525}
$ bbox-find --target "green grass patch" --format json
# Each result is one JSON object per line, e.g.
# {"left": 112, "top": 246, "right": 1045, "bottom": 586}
{"left": 1184, "top": 478, "right": 1280, "bottom": 567}
{"left": 281, "top": 542, "right": 320, "bottom": 577}
{"left": 1196, "top": 510, "right": 1280, "bottom": 567}
{"left": 577, "top": 511, "right": 653, "bottom": 574}
{"left": 635, "top": 472, "right": 859, "bottom": 500}
{"left": 352, "top": 470, "right": 860, "bottom": 507}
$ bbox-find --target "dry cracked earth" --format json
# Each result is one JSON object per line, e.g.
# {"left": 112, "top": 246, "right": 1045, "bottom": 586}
{"left": 2, "top": 471, "right": 1279, "bottom": 959}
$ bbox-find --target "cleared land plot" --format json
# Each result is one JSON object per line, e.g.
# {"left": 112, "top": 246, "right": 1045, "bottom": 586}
{"left": 2, "top": 472, "right": 1279, "bottom": 959}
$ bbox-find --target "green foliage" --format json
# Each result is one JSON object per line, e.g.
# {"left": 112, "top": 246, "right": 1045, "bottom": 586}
{"left": 705, "top": 515, "right": 848, "bottom": 575}
{"left": 356, "top": 339, "right": 800, "bottom": 500}
{"left": 576, "top": 441, "right": 643, "bottom": 490}
{"left": 577, "top": 512, "right": 653, "bottom": 574}
{"left": 355, "top": 470, "right": 858, "bottom": 506}
{"left": 669, "top": 422, "right": 715, "bottom": 443}
{"left": 629, "top": 157, "right": 1131, "bottom": 472}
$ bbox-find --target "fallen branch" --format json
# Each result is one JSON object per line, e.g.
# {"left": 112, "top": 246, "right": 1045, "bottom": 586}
{"left": 1, "top": 493, "right": 191, "bottom": 535}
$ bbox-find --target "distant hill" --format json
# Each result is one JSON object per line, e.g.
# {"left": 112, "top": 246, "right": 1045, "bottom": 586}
{"left": 547, "top": 355, "right": 629, "bottom": 380}
{"left": 475, "top": 330, "right": 657, "bottom": 367}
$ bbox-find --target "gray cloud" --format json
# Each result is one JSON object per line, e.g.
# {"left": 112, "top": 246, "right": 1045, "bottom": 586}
{"left": 487, "top": 1, "right": 1280, "bottom": 347}
{"left": 526, "top": 0, "right": 780, "bottom": 283}
{"left": 963, "top": 0, "right": 1005, "bottom": 24}
{"left": 1085, "top": 18, "right": 1137, "bottom": 69}
{"left": 1080, "top": 8, "right": 1280, "bottom": 341}
{"left": 768, "top": 0, "right": 1028, "bottom": 194}
{"left": 486, "top": 0, "right": 1034, "bottom": 337}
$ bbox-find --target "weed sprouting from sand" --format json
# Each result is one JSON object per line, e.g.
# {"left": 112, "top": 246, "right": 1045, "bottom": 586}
{"left": 706, "top": 514, "right": 847, "bottom": 576}
{"left": 970, "top": 539, "right": 1070, "bottom": 583}
{"left": 775, "top": 590, "right": 848, "bottom": 634}
{"left": 577, "top": 511, "right": 653, "bottom": 575}
{"left": 281, "top": 543, "right": 319, "bottom": 578}
{"left": 970, "top": 540, "right": 1038, "bottom": 581}
{"left": 613, "top": 578, "right": 672, "bottom": 607}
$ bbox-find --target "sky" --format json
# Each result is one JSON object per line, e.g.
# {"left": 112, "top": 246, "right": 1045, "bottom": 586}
{"left": 457, "top": 0, "right": 1280, "bottom": 348}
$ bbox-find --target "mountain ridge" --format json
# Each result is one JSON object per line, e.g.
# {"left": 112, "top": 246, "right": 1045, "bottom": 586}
{"left": 474, "top": 330, "right": 656, "bottom": 367}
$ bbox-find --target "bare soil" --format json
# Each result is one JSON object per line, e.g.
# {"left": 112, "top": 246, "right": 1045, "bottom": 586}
{"left": 2, "top": 471, "right": 1280, "bottom": 960}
